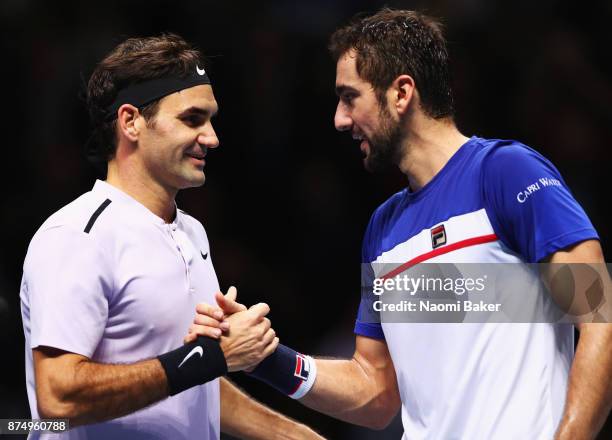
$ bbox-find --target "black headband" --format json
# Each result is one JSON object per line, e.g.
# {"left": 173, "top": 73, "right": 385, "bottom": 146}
{"left": 105, "top": 66, "right": 211, "bottom": 120}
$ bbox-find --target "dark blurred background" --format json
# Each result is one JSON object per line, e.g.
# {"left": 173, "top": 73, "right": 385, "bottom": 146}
{"left": 0, "top": 0, "right": 610, "bottom": 438}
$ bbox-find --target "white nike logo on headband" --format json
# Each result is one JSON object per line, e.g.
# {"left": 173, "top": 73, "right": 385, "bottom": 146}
{"left": 196, "top": 66, "right": 206, "bottom": 76}
{"left": 178, "top": 346, "right": 204, "bottom": 368}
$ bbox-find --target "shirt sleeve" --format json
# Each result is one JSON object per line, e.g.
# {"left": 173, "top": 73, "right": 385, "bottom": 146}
{"left": 354, "top": 215, "right": 385, "bottom": 340}
{"left": 482, "top": 144, "right": 599, "bottom": 262}
{"left": 24, "top": 225, "right": 112, "bottom": 358}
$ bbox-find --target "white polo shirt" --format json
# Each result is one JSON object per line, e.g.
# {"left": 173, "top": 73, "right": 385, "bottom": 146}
{"left": 20, "top": 180, "right": 221, "bottom": 439}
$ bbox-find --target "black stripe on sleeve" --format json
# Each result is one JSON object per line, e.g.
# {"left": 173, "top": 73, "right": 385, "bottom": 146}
{"left": 84, "top": 199, "right": 112, "bottom": 233}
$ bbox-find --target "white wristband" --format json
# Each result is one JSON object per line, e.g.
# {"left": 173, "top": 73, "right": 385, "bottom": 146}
{"left": 289, "top": 355, "right": 318, "bottom": 400}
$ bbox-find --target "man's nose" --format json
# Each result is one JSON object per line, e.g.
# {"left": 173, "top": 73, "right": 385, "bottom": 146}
{"left": 197, "top": 123, "right": 219, "bottom": 149}
{"left": 334, "top": 102, "right": 352, "bottom": 132}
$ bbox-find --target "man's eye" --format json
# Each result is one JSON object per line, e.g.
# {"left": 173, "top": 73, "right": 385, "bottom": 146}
{"left": 182, "top": 115, "right": 204, "bottom": 126}
{"left": 342, "top": 94, "right": 355, "bottom": 104}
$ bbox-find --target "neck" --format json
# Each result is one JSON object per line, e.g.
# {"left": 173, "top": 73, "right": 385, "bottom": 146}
{"left": 397, "top": 115, "right": 469, "bottom": 192}
{"left": 106, "top": 160, "right": 177, "bottom": 223}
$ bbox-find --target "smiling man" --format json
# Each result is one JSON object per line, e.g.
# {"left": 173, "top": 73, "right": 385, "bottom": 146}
{"left": 19, "top": 34, "right": 321, "bottom": 439}
{"left": 192, "top": 9, "right": 611, "bottom": 439}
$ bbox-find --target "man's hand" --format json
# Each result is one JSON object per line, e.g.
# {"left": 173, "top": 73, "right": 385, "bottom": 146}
{"left": 185, "top": 287, "right": 277, "bottom": 371}
{"left": 184, "top": 286, "right": 247, "bottom": 344}
{"left": 216, "top": 286, "right": 248, "bottom": 315}
{"left": 221, "top": 303, "right": 279, "bottom": 372}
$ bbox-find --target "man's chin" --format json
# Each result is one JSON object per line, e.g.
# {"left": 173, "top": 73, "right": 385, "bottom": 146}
{"left": 191, "top": 175, "right": 206, "bottom": 187}
{"left": 364, "top": 154, "right": 392, "bottom": 173}
{"left": 178, "top": 173, "right": 206, "bottom": 189}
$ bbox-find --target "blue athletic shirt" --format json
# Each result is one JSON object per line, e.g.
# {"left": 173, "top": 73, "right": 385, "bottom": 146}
{"left": 356, "top": 136, "right": 598, "bottom": 339}
{"left": 354, "top": 136, "right": 599, "bottom": 439}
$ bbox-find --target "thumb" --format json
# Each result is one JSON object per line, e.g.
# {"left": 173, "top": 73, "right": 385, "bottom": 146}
{"left": 248, "top": 302, "right": 270, "bottom": 319}
{"left": 216, "top": 286, "right": 247, "bottom": 314}
{"left": 226, "top": 286, "right": 238, "bottom": 302}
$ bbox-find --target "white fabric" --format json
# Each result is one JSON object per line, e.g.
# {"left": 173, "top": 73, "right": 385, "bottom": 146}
{"left": 377, "top": 210, "right": 573, "bottom": 439}
{"left": 290, "top": 355, "right": 318, "bottom": 400}
{"left": 374, "top": 209, "right": 496, "bottom": 266}
{"left": 20, "top": 180, "right": 221, "bottom": 439}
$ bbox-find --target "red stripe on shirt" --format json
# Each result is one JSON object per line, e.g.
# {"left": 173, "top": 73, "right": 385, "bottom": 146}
{"left": 382, "top": 234, "right": 498, "bottom": 279}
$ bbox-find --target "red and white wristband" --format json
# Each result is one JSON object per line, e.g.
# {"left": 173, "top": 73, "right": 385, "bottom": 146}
{"left": 289, "top": 354, "right": 318, "bottom": 399}
{"left": 248, "top": 344, "right": 318, "bottom": 400}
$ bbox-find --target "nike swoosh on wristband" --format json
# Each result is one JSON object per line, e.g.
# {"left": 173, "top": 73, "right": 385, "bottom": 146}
{"left": 196, "top": 65, "right": 206, "bottom": 76}
{"left": 178, "top": 346, "right": 204, "bottom": 368}
{"left": 201, "top": 251, "right": 208, "bottom": 260}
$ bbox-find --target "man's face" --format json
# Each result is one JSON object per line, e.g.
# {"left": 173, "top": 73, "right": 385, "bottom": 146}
{"left": 135, "top": 84, "right": 219, "bottom": 191}
{"left": 334, "top": 51, "right": 402, "bottom": 172}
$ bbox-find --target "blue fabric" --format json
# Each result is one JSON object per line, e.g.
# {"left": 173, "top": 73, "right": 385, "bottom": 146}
{"left": 480, "top": 141, "right": 598, "bottom": 263}
{"left": 248, "top": 344, "right": 308, "bottom": 396}
{"left": 360, "top": 138, "right": 485, "bottom": 264}
{"left": 354, "top": 137, "right": 599, "bottom": 339}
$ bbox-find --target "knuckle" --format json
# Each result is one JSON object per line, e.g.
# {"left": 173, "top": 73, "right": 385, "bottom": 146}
{"left": 196, "top": 303, "right": 210, "bottom": 313}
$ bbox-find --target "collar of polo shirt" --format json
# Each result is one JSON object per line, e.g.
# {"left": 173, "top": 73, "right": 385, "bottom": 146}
{"left": 92, "top": 180, "right": 179, "bottom": 226}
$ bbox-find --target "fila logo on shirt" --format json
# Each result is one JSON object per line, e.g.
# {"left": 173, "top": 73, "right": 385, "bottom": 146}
{"left": 294, "top": 354, "right": 310, "bottom": 381}
{"left": 431, "top": 224, "right": 447, "bottom": 249}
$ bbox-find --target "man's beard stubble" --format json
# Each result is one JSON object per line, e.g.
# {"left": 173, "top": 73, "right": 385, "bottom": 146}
{"left": 364, "top": 102, "right": 403, "bottom": 173}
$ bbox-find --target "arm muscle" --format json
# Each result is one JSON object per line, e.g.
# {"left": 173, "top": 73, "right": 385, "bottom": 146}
{"left": 34, "top": 346, "right": 168, "bottom": 426}
{"left": 299, "top": 336, "right": 400, "bottom": 430}
{"left": 542, "top": 240, "right": 612, "bottom": 439}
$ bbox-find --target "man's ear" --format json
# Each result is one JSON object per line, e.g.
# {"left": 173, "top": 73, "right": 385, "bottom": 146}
{"left": 392, "top": 75, "right": 415, "bottom": 116}
{"left": 116, "top": 104, "right": 141, "bottom": 142}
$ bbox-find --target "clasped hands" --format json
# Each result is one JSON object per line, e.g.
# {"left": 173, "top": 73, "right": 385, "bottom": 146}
{"left": 184, "top": 287, "right": 278, "bottom": 372}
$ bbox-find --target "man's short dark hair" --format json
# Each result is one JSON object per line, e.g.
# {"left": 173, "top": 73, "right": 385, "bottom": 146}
{"left": 329, "top": 8, "right": 454, "bottom": 119}
{"left": 86, "top": 33, "right": 204, "bottom": 165}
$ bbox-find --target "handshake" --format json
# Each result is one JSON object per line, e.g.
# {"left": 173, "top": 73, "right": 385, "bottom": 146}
{"left": 184, "top": 287, "right": 278, "bottom": 372}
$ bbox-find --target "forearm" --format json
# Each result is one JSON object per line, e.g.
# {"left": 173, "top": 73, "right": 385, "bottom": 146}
{"left": 37, "top": 355, "right": 168, "bottom": 426}
{"left": 300, "top": 357, "right": 398, "bottom": 429}
{"left": 556, "top": 323, "right": 612, "bottom": 439}
{"left": 220, "top": 378, "right": 319, "bottom": 440}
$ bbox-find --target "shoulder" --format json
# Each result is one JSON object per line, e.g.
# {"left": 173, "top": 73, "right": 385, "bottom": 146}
{"left": 474, "top": 137, "right": 566, "bottom": 198}
{"left": 32, "top": 191, "right": 107, "bottom": 239}
{"left": 27, "top": 191, "right": 115, "bottom": 261}
{"left": 369, "top": 189, "right": 408, "bottom": 231}
{"left": 477, "top": 138, "right": 556, "bottom": 175}
{"left": 39, "top": 189, "right": 122, "bottom": 231}
{"left": 372, "top": 189, "right": 408, "bottom": 222}
{"left": 362, "top": 189, "right": 407, "bottom": 261}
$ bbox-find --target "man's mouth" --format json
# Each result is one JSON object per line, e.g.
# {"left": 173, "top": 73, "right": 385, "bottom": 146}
{"left": 186, "top": 152, "right": 206, "bottom": 160}
{"left": 185, "top": 150, "right": 207, "bottom": 167}
{"left": 185, "top": 145, "right": 208, "bottom": 162}
{"left": 353, "top": 133, "right": 369, "bottom": 155}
